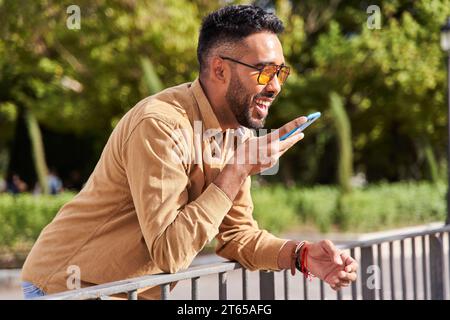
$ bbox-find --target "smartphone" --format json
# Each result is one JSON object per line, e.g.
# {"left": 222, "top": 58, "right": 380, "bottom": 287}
{"left": 279, "top": 112, "right": 321, "bottom": 141}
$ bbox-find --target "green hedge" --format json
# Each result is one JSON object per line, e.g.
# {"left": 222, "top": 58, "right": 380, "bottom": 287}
{"left": 253, "top": 181, "right": 446, "bottom": 234}
{"left": 334, "top": 182, "right": 446, "bottom": 232}
{"left": 0, "top": 182, "right": 447, "bottom": 249}
{"left": 0, "top": 192, "right": 74, "bottom": 248}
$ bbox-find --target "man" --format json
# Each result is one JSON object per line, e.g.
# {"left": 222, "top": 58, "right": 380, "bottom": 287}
{"left": 21, "top": 5, "right": 357, "bottom": 299}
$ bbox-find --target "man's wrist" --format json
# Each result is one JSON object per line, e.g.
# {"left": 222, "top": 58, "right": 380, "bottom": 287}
{"left": 213, "top": 163, "right": 249, "bottom": 201}
{"left": 277, "top": 240, "right": 312, "bottom": 271}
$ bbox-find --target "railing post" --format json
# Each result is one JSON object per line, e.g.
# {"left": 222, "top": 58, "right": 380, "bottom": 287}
{"left": 127, "top": 290, "right": 138, "bottom": 300}
{"left": 411, "top": 237, "right": 417, "bottom": 300}
{"left": 377, "top": 243, "right": 384, "bottom": 300}
{"left": 360, "top": 245, "right": 376, "bottom": 300}
{"left": 389, "top": 241, "right": 396, "bottom": 300}
{"left": 422, "top": 236, "right": 428, "bottom": 299}
{"left": 429, "top": 233, "right": 444, "bottom": 300}
{"left": 319, "top": 280, "right": 325, "bottom": 300}
{"left": 283, "top": 270, "right": 290, "bottom": 300}
{"left": 160, "top": 284, "right": 170, "bottom": 300}
{"left": 191, "top": 277, "right": 199, "bottom": 300}
{"left": 259, "top": 271, "right": 275, "bottom": 300}
{"left": 219, "top": 272, "right": 227, "bottom": 300}
{"left": 350, "top": 248, "right": 357, "bottom": 300}
{"left": 303, "top": 273, "right": 308, "bottom": 300}
{"left": 400, "top": 239, "right": 407, "bottom": 300}
{"left": 242, "top": 269, "right": 249, "bottom": 300}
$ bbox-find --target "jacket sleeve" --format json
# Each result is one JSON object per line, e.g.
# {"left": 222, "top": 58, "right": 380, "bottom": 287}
{"left": 215, "top": 176, "right": 288, "bottom": 271}
{"left": 122, "top": 116, "right": 232, "bottom": 273}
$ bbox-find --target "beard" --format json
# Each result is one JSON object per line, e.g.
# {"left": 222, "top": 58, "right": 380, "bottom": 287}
{"left": 225, "top": 74, "right": 269, "bottom": 130}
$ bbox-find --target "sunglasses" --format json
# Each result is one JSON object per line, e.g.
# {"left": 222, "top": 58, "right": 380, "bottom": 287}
{"left": 220, "top": 56, "right": 290, "bottom": 86}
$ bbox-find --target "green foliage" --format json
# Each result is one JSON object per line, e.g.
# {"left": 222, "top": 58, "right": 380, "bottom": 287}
{"left": 252, "top": 181, "right": 446, "bottom": 234}
{"left": 251, "top": 184, "right": 300, "bottom": 234}
{"left": 0, "top": 192, "right": 74, "bottom": 247}
{"left": 0, "top": 181, "right": 446, "bottom": 249}
{"left": 0, "top": 0, "right": 208, "bottom": 144}
{"left": 1, "top": 0, "right": 450, "bottom": 187}
{"left": 295, "top": 185, "right": 340, "bottom": 233}
{"left": 335, "top": 182, "right": 446, "bottom": 232}
{"left": 268, "top": 0, "right": 450, "bottom": 183}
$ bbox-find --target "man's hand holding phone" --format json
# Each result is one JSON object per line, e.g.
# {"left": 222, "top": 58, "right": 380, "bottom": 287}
{"left": 280, "top": 112, "right": 321, "bottom": 141}
{"left": 214, "top": 113, "right": 319, "bottom": 201}
{"left": 229, "top": 115, "right": 308, "bottom": 176}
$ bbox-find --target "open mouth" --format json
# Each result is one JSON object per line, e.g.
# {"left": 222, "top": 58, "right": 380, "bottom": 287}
{"left": 254, "top": 98, "right": 272, "bottom": 119}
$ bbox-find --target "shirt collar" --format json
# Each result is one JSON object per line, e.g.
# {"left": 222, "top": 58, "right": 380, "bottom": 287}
{"left": 189, "top": 78, "right": 223, "bottom": 134}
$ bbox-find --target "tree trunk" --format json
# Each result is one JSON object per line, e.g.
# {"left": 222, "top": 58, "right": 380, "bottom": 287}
{"left": 330, "top": 92, "right": 353, "bottom": 193}
{"left": 24, "top": 108, "right": 49, "bottom": 194}
{"left": 140, "top": 56, "right": 163, "bottom": 95}
{"left": 423, "top": 138, "right": 439, "bottom": 184}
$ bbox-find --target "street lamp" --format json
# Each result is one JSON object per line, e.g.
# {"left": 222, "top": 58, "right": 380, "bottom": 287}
{"left": 441, "top": 17, "right": 450, "bottom": 224}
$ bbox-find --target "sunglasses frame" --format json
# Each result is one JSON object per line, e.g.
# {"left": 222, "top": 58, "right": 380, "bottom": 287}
{"left": 220, "top": 56, "right": 290, "bottom": 85}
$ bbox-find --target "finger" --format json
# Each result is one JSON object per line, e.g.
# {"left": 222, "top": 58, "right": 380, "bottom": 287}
{"left": 347, "top": 272, "right": 357, "bottom": 282}
{"left": 345, "top": 261, "right": 358, "bottom": 273}
{"left": 338, "top": 281, "right": 350, "bottom": 288}
{"left": 336, "top": 271, "right": 352, "bottom": 281}
{"left": 330, "top": 274, "right": 345, "bottom": 286}
{"left": 268, "top": 116, "right": 307, "bottom": 143}
{"left": 267, "top": 131, "right": 305, "bottom": 165}
{"left": 321, "top": 240, "right": 343, "bottom": 265}
{"left": 341, "top": 252, "right": 358, "bottom": 272}
{"left": 329, "top": 281, "right": 340, "bottom": 290}
{"left": 277, "top": 131, "right": 305, "bottom": 155}
{"left": 330, "top": 283, "right": 342, "bottom": 291}
{"left": 338, "top": 270, "right": 357, "bottom": 282}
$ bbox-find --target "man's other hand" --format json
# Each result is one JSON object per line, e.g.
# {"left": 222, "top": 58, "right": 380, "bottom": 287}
{"left": 304, "top": 240, "right": 358, "bottom": 291}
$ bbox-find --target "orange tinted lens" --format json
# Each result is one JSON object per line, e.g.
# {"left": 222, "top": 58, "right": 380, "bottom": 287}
{"left": 258, "top": 65, "right": 278, "bottom": 85}
{"left": 278, "top": 67, "right": 290, "bottom": 85}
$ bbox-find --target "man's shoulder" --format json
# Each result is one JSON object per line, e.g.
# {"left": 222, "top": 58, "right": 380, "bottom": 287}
{"left": 131, "top": 82, "right": 194, "bottom": 129}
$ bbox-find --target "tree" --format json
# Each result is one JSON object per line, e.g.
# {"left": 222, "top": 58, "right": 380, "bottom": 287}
{"left": 0, "top": 0, "right": 212, "bottom": 186}
{"left": 265, "top": 0, "right": 450, "bottom": 184}
{"left": 2, "top": 0, "right": 450, "bottom": 187}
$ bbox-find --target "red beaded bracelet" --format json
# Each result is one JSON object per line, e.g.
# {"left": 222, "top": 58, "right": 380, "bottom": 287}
{"left": 290, "top": 241, "right": 306, "bottom": 276}
{"left": 300, "top": 245, "right": 315, "bottom": 280}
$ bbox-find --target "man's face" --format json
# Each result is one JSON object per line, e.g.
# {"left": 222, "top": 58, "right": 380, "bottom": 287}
{"left": 225, "top": 32, "right": 285, "bottom": 129}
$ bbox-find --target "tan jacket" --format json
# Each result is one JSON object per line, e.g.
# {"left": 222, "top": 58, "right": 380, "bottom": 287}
{"left": 21, "top": 79, "right": 288, "bottom": 299}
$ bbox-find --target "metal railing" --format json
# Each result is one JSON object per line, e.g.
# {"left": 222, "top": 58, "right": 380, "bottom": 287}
{"left": 38, "top": 224, "right": 450, "bottom": 300}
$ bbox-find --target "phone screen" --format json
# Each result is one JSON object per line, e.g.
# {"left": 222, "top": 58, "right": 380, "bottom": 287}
{"left": 279, "top": 112, "right": 321, "bottom": 141}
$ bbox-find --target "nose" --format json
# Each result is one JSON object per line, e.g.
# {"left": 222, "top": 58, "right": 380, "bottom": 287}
{"left": 265, "top": 73, "right": 281, "bottom": 96}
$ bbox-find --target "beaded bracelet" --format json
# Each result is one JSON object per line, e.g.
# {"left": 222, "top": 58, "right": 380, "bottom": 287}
{"left": 290, "top": 241, "right": 306, "bottom": 276}
{"left": 290, "top": 241, "right": 315, "bottom": 280}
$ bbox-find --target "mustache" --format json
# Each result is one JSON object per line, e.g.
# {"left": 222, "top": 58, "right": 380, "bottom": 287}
{"left": 255, "top": 92, "right": 276, "bottom": 99}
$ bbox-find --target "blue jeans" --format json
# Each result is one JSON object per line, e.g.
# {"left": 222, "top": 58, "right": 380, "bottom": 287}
{"left": 22, "top": 281, "right": 46, "bottom": 299}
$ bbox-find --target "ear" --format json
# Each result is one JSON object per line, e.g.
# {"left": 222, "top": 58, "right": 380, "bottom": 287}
{"left": 210, "top": 56, "right": 228, "bottom": 83}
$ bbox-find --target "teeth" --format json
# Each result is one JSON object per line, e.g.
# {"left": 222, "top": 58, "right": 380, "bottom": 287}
{"left": 255, "top": 100, "right": 271, "bottom": 107}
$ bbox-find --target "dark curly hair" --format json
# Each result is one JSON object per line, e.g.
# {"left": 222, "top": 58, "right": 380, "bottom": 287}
{"left": 197, "top": 5, "right": 284, "bottom": 73}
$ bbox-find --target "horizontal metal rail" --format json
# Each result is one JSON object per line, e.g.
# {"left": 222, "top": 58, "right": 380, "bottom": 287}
{"left": 37, "top": 262, "right": 242, "bottom": 300}
{"left": 38, "top": 224, "right": 450, "bottom": 300}
{"left": 335, "top": 224, "right": 450, "bottom": 250}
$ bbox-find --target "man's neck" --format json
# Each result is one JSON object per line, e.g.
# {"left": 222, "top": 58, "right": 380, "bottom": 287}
{"left": 199, "top": 77, "right": 240, "bottom": 130}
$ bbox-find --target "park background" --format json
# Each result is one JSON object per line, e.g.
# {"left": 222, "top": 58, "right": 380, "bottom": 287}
{"left": 1, "top": 0, "right": 450, "bottom": 271}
